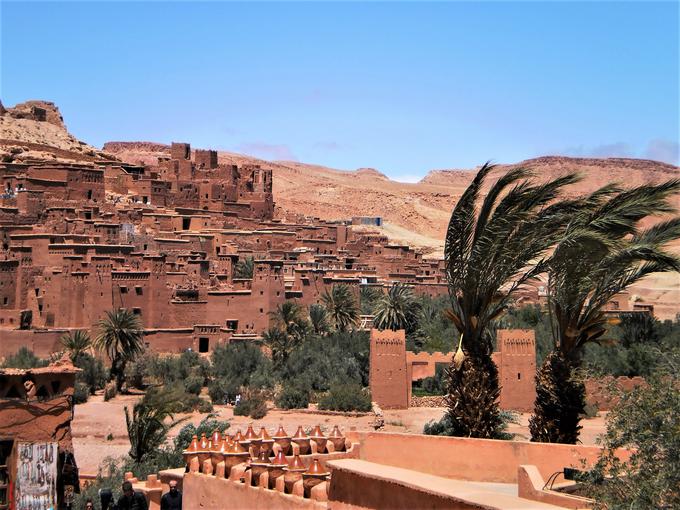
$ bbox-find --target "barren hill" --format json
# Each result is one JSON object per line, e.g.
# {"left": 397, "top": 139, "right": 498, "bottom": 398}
{"left": 103, "top": 142, "right": 679, "bottom": 251}
{"left": 0, "top": 100, "right": 115, "bottom": 163}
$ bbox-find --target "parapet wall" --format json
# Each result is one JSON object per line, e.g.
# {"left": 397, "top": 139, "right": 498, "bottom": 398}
{"left": 347, "top": 431, "right": 630, "bottom": 484}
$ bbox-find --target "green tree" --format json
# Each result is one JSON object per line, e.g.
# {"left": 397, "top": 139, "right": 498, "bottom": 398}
{"left": 234, "top": 256, "right": 254, "bottom": 279}
{"left": 95, "top": 308, "right": 145, "bottom": 393}
{"left": 308, "top": 303, "right": 331, "bottom": 336}
{"left": 373, "top": 282, "right": 421, "bottom": 333}
{"left": 531, "top": 180, "right": 680, "bottom": 443}
{"left": 60, "top": 330, "right": 91, "bottom": 361}
{"left": 125, "top": 387, "right": 187, "bottom": 463}
{"left": 444, "top": 163, "right": 579, "bottom": 438}
{"left": 322, "top": 284, "right": 360, "bottom": 332}
{"left": 584, "top": 350, "right": 680, "bottom": 509}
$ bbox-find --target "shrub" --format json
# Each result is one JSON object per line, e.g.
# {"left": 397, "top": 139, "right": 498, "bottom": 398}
{"left": 1, "top": 347, "right": 48, "bottom": 369}
{"left": 233, "top": 390, "right": 268, "bottom": 419}
{"left": 196, "top": 398, "right": 214, "bottom": 413}
{"left": 248, "top": 399, "right": 268, "bottom": 419}
{"left": 73, "top": 382, "right": 90, "bottom": 404}
{"left": 124, "top": 354, "right": 151, "bottom": 389}
{"left": 211, "top": 342, "right": 272, "bottom": 388}
{"left": 275, "top": 385, "right": 310, "bottom": 410}
{"left": 174, "top": 417, "right": 230, "bottom": 452}
{"left": 424, "top": 410, "right": 517, "bottom": 440}
{"left": 73, "top": 353, "right": 107, "bottom": 394}
{"left": 183, "top": 374, "right": 204, "bottom": 395}
{"left": 208, "top": 378, "right": 240, "bottom": 405}
{"left": 104, "top": 382, "right": 117, "bottom": 401}
{"left": 318, "top": 383, "right": 371, "bottom": 412}
{"left": 583, "top": 363, "right": 680, "bottom": 508}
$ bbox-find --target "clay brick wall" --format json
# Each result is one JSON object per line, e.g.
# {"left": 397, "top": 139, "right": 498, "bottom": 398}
{"left": 170, "top": 142, "right": 191, "bottom": 160}
{"left": 369, "top": 329, "right": 410, "bottom": 409}
{"left": 195, "top": 150, "right": 218, "bottom": 169}
{"left": 496, "top": 329, "right": 536, "bottom": 412}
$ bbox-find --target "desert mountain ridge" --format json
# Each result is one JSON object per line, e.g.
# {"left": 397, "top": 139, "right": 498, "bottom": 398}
{"left": 2, "top": 99, "right": 678, "bottom": 253}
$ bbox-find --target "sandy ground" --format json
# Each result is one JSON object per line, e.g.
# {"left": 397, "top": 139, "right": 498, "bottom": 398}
{"left": 71, "top": 395, "right": 607, "bottom": 475}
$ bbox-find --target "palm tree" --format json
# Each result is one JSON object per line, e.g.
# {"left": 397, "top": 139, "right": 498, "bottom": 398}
{"left": 265, "top": 301, "right": 309, "bottom": 364}
{"left": 321, "top": 285, "right": 360, "bottom": 332}
{"left": 444, "top": 162, "right": 580, "bottom": 438}
{"left": 271, "top": 301, "right": 309, "bottom": 341}
{"left": 373, "top": 283, "right": 421, "bottom": 332}
{"left": 125, "top": 386, "right": 187, "bottom": 462}
{"left": 95, "top": 308, "right": 145, "bottom": 392}
{"left": 360, "top": 286, "right": 383, "bottom": 315}
{"left": 530, "top": 180, "right": 680, "bottom": 443}
{"left": 60, "top": 330, "right": 91, "bottom": 360}
{"left": 234, "top": 256, "right": 254, "bottom": 279}
{"left": 309, "top": 303, "right": 331, "bottom": 336}
{"left": 263, "top": 328, "right": 297, "bottom": 365}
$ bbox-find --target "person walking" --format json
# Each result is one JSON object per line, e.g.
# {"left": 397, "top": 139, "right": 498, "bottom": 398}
{"left": 160, "top": 480, "right": 182, "bottom": 510}
{"left": 115, "top": 481, "right": 148, "bottom": 510}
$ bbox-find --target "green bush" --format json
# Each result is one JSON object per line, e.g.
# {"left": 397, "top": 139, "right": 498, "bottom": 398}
{"left": 73, "top": 353, "right": 107, "bottom": 394}
{"left": 275, "top": 385, "right": 310, "bottom": 410}
{"left": 73, "top": 382, "right": 90, "bottom": 404}
{"left": 1, "top": 347, "right": 48, "bottom": 369}
{"left": 174, "top": 417, "right": 230, "bottom": 451}
{"left": 208, "top": 378, "right": 240, "bottom": 405}
{"left": 149, "top": 351, "right": 210, "bottom": 386}
{"left": 233, "top": 391, "right": 268, "bottom": 419}
{"left": 318, "top": 383, "right": 371, "bottom": 412}
{"left": 211, "top": 342, "right": 272, "bottom": 388}
{"left": 183, "top": 374, "right": 204, "bottom": 395}
{"left": 103, "top": 382, "right": 117, "bottom": 401}
{"left": 424, "top": 410, "right": 516, "bottom": 440}
{"left": 583, "top": 352, "right": 680, "bottom": 508}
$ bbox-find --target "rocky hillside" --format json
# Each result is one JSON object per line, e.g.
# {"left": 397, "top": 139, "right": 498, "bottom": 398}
{"left": 0, "top": 100, "right": 114, "bottom": 163}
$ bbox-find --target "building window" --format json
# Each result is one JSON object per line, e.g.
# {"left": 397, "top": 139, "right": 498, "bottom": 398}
{"left": 517, "top": 372, "right": 521, "bottom": 380}
{"left": 135, "top": 287, "right": 143, "bottom": 295}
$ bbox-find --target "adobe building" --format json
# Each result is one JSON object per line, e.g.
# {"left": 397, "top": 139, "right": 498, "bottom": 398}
{"left": 372, "top": 329, "right": 536, "bottom": 411}
{"left": 0, "top": 355, "right": 80, "bottom": 509}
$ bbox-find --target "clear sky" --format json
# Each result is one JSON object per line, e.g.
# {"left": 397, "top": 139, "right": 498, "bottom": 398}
{"left": 1, "top": 1, "right": 678, "bottom": 181}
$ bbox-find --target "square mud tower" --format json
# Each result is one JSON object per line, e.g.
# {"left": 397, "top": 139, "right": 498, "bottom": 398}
{"left": 170, "top": 142, "right": 191, "bottom": 160}
{"left": 195, "top": 149, "right": 218, "bottom": 169}
{"left": 369, "top": 329, "right": 410, "bottom": 409}
{"left": 496, "top": 329, "right": 536, "bottom": 412}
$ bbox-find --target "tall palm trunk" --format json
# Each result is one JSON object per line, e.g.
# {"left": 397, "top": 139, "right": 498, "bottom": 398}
{"left": 445, "top": 348, "right": 503, "bottom": 438}
{"left": 529, "top": 351, "right": 584, "bottom": 443}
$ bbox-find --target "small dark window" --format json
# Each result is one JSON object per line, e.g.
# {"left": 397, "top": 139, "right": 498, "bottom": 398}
{"left": 517, "top": 372, "right": 521, "bottom": 380}
{"left": 135, "top": 287, "right": 143, "bottom": 295}
{"left": 120, "top": 286, "right": 128, "bottom": 294}
{"left": 132, "top": 308, "right": 141, "bottom": 315}
{"left": 51, "top": 381, "right": 61, "bottom": 394}
{"left": 199, "top": 337, "right": 209, "bottom": 353}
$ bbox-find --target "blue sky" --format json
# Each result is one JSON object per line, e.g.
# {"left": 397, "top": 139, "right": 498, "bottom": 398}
{"left": 2, "top": 1, "right": 678, "bottom": 181}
